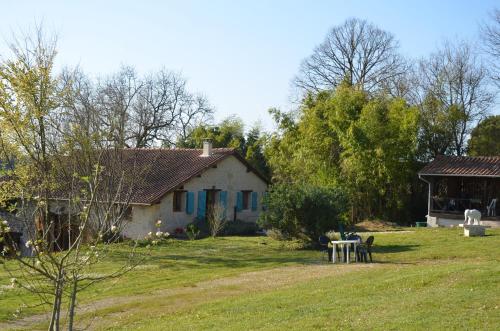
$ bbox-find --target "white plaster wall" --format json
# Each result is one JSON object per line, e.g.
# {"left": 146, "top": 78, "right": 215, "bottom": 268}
{"left": 429, "top": 216, "right": 500, "bottom": 228}
{"left": 436, "top": 218, "right": 462, "bottom": 228}
{"left": 122, "top": 204, "right": 160, "bottom": 239}
{"left": 129, "top": 155, "right": 268, "bottom": 235}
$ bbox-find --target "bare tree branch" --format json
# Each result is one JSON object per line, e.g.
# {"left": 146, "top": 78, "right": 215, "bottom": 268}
{"left": 294, "top": 18, "right": 405, "bottom": 95}
{"left": 480, "top": 8, "right": 500, "bottom": 87}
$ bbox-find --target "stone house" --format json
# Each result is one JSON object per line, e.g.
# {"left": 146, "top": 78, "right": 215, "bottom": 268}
{"left": 1, "top": 141, "right": 269, "bottom": 252}
{"left": 119, "top": 141, "right": 269, "bottom": 238}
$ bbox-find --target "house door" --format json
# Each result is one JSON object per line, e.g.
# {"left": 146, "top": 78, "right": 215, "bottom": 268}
{"left": 52, "top": 213, "right": 80, "bottom": 251}
{"left": 205, "top": 189, "right": 219, "bottom": 219}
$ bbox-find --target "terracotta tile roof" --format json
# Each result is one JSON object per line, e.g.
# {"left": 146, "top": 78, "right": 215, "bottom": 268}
{"left": 2, "top": 148, "right": 268, "bottom": 206}
{"left": 111, "top": 148, "right": 267, "bottom": 205}
{"left": 124, "top": 148, "right": 233, "bottom": 204}
{"left": 419, "top": 155, "right": 500, "bottom": 177}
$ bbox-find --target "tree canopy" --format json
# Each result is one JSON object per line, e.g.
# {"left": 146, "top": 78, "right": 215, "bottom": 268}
{"left": 467, "top": 115, "right": 500, "bottom": 156}
{"left": 266, "top": 84, "right": 421, "bottom": 222}
{"left": 178, "top": 116, "right": 270, "bottom": 178}
{"left": 294, "top": 18, "right": 405, "bottom": 94}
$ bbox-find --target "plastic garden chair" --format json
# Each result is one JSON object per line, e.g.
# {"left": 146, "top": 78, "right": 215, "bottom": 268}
{"left": 358, "top": 236, "right": 374, "bottom": 262}
{"left": 318, "top": 235, "right": 331, "bottom": 261}
{"left": 487, "top": 199, "right": 497, "bottom": 217}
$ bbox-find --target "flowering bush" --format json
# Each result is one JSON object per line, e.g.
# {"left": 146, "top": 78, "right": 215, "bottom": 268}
{"left": 0, "top": 219, "right": 11, "bottom": 233}
{"left": 1, "top": 219, "right": 13, "bottom": 255}
{"left": 10, "top": 278, "right": 17, "bottom": 288}
{"left": 25, "top": 239, "right": 47, "bottom": 252}
{"left": 98, "top": 223, "right": 123, "bottom": 244}
{"left": 144, "top": 220, "right": 169, "bottom": 246}
{"left": 0, "top": 219, "right": 11, "bottom": 240}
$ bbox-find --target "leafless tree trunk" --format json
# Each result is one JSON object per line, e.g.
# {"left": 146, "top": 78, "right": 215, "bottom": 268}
{"left": 67, "top": 274, "right": 77, "bottom": 331}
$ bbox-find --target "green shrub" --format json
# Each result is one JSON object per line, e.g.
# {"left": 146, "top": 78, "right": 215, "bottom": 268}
{"left": 186, "top": 217, "right": 210, "bottom": 238}
{"left": 258, "top": 183, "right": 348, "bottom": 240}
{"left": 223, "top": 220, "right": 259, "bottom": 236}
{"left": 185, "top": 224, "right": 200, "bottom": 240}
{"left": 265, "top": 228, "right": 288, "bottom": 240}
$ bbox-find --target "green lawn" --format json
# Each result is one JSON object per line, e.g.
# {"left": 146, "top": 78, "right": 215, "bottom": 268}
{"left": 1, "top": 228, "right": 499, "bottom": 330}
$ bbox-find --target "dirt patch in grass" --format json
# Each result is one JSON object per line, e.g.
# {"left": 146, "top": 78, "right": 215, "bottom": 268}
{"left": 354, "top": 220, "right": 405, "bottom": 232}
{"left": 1, "top": 263, "right": 379, "bottom": 331}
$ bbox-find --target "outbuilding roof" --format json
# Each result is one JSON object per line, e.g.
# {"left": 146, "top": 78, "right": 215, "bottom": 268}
{"left": 418, "top": 155, "right": 500, "bottom": 177}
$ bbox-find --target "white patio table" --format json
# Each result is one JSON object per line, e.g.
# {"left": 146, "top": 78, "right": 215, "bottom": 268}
{"left": 331, "top": 240, "right": 360, "bottom": 264}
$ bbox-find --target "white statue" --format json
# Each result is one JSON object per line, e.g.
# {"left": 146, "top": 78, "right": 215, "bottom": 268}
{"left": 464, "top": 209, "right": 481, "bottom": 226}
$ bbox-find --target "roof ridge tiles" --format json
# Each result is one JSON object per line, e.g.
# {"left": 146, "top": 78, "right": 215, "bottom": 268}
{"left": 124, "top": 147, "right": 235, "bottom": 151}
{"left": 419, "top": 155, "right": 500, "bottom": 177}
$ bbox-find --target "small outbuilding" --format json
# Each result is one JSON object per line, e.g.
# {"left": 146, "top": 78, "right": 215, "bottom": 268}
{"left": 418, "top": 155, "right": 499, "bottom": 228}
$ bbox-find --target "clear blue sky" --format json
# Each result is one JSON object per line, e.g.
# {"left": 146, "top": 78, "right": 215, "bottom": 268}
{"left": 1, "top": 0, "right": 498, "bottom": 130}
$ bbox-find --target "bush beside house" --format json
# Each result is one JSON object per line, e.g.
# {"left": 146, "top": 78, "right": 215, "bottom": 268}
{"left": 258, "top": 184, "right": 348, "bottom": 240}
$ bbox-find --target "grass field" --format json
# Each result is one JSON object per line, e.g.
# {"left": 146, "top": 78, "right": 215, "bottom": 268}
{"left": 1, "top": 228, "right": 499, "bottom": 330}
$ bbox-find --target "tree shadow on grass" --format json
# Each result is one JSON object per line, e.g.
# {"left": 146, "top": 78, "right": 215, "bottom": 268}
{"left": 374, "top": 244, "right": 420, "bottom": 254}
{"left": 147, "top": 254, "right": 316, "bottom": 270}
{"left": 367, "top": 260, "right": 419, "bottom": 265}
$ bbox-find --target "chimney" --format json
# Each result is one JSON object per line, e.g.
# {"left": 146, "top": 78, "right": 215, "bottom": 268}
{"left": 201, "top": 139, "right": 213, "bottom": 157}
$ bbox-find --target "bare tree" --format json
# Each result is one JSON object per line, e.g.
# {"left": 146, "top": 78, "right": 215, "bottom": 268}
{"left": 58, "top": 68, "right": 110, "bottom": 149}
{"left": 294, "top": 18, "right": 405, "bottom": 94}
{"left": 208, "top": 202, "right": 227, "bottom": 238}
{"left": 0, "top": 28, "right": 143, "bottom": 331}
{"left": 96, "top": 66, "right": 141, "bottom": 148}
{"left": 175, "top": 93, "right": 212, "bottom": 145}
{"left": 132, "top": 70, "right": 212, "bottom": 147}
{"left": 58, "top": 67, "right": 212, "bottom": 149}
{"left": 93, "top": 67, "right": 212, "bottom": 148}
{"left": 480, "top": 8, "right": 500, "bottom": 86}
{"left": 412, "top": 41, "right": 495, "bottom": 157}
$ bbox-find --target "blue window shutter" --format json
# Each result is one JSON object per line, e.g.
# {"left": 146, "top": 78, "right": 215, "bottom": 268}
{"left": 197, "top": 191, "right": 206, "bottom": 219}
{"left": 220, "top": 191, "right": 228, "bottom": 218}
{"left": 236, "top": 191, "right": 243, "bottom": 212}
{"left": 186, "top": 192, "right": 194, "bottom": 215}
{"left": 251, "top": 192, "right": 258, "bottom": 211}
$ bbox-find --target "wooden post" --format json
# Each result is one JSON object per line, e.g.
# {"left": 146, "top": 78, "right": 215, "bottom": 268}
{"left": 419, "top": 174, "right": 433, "bottom": 221}
{"left": 428, "top": 178, "right": 433, "bottom": 216}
